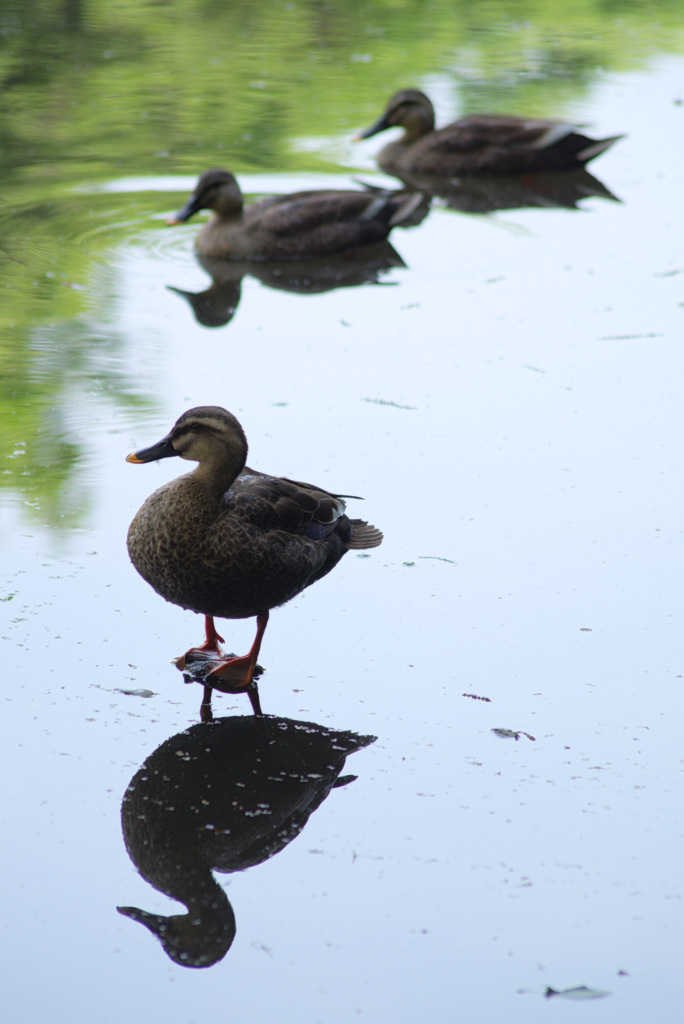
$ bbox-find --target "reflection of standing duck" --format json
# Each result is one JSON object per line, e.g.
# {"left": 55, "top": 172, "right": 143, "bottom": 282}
{"left": 126, "top": 406, "right": 382, "bottom": 718}
{"left": 167, "top": 168, "right": 424, "bottom": 259}
{"left": 117, "top": 716, "right": 375, "bottom": 967}
{"left": 357, "top": 89, "right": 623, "bottom": 176}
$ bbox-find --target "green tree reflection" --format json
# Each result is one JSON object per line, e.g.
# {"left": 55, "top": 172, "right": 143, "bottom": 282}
{"left": 1, "top": 0, "right": 682, "bottom": 523}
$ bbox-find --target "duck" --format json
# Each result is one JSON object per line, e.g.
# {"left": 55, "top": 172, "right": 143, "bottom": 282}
{"left": 166, "top": 168, "right": 425, "bottom": 260}
{"left": 126, "top": 406, "right": 383, "bottom": 718}
{"left": 117, "top": 715, "right": 375, "bottom": 967}
{"left": 356, "top": 89, "right": 623, "bottom": 177}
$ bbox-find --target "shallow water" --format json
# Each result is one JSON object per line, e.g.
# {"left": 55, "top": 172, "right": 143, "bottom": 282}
{"left": 1, "top": 4, "right": 683, "bottom": 1021}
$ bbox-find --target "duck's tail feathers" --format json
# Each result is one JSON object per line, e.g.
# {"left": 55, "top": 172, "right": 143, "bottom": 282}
{"left": 577, "top": 134, "right": 625, "bottom": 163}
{"left": 388, "top": 190, "right": 428, "bottom": 227}
{"left": 347, "top": 520, "right": 383, "bottom": 549}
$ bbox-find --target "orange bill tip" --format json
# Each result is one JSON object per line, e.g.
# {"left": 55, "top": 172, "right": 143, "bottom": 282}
{"left": 126, "top": 452, "right": 144, "bottom": 464}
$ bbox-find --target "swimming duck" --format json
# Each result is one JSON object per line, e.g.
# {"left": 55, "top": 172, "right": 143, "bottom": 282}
{"left": 167, "top": 168, "right": 424, "bottom": 260}
{"left": 126, "top": 406, "right": 382, "bottom": 718}
{"left": 356, "top": 89, "right": 623, "bottom": 177}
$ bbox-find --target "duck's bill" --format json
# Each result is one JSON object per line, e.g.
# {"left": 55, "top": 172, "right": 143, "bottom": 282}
{"left": 354, "top": 113, "right": 391, "bottom": 141}
{"left": 126, "top": 432, "right": 178, "bottom": 464}
{"left": 116, "top": 905, "right": 160, "bottom": 927}
{"left": 166, "top": 193, "right": 203, "bottom": 225}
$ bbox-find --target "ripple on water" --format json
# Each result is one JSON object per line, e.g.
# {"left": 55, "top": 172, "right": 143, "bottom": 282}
{"left": 119, "top": 225, "right": 197, "bottom": 265}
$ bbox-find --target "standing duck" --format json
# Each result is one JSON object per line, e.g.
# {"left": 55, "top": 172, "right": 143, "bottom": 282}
{"left": 356, "top": 89, "right": 623, "bottom": 177}
{"left": 167, "top": 168, "right": 425, "bottom": 259}
{"left": 126, "top": 407, "right": 382, "bottom": 718}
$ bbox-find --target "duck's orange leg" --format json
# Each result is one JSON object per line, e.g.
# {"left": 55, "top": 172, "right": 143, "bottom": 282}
{"left": 199, "top": 615, "right": 225, "bottom": 652}
{"left": 177, "top": 613, "right": 267, "bottom": 721}
{"left": 175, "top": 616, "right": 225, "bottom": 663}
{"left": 200, "top": 684, "right": 215, "bottom": 723}
{"left": 206, "top": 611, "right": 269, "bottom": 693}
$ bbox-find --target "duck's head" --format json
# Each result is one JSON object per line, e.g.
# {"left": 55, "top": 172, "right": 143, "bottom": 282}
{"left": 126, "top": 406, "right": 248, "bottom": 476}
{"left": 356, "top": 89, "right": 435, "bottom": 141}
{"left": 167, "top": 169, "right": 244, "bottom": 225}
{"left": 117, "top": 904, "right": 236, "bottom": 968}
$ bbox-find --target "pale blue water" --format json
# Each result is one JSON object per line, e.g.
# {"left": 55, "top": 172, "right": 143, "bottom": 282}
{"left": 1, "top": 43, "right": 682, "bottom": 1024}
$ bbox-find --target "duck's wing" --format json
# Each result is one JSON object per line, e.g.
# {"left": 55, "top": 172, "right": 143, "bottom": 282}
{"left": 247, "top": 189, "right": 414, "bottom": 237}
{"left": 226, "top": 470, "right": 382, "bottom": 548}
{"left": 278, "top": 475, "right": 383, "bottom": 548}
{"left": 434, "top": 115, "right": 586, "bottom": 154}
{"left": 227, "top": 470, "right": 349, "bottom": 538}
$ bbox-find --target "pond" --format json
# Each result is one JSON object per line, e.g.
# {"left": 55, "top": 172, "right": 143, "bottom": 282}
{"left": 1, "top": 2, "right": 683, "bottom": 1021}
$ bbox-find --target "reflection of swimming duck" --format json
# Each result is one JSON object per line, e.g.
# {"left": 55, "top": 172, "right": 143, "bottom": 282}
{"left": 117, "top": 715, "right": 375, "bottom": 967}
{"left": 167, "top": 242, "right": 407, "bottom": 328}
{"left": 357, "top": 89, "right": 623, "bottom": 176}
{"left": 379, "top": 167, "right": 621, "bottom": 214}
{"left": 167, "top": 168, "right": 424, "bottom": 260}
{"left": 126, "top": 406, "right": 382, "bottom": 718}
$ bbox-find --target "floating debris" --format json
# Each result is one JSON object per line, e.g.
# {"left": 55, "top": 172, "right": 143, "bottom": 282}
{"left": 599, "top": 332, "right": 662, "bottom": 340}
{"left": 116, "top": 688, "right": 155, "bottom": 699}
{"left": 462, "top": 693, "right": 491, "bottom": 702}
{"left": 362, "top": 397, "right": 416, "bottom": 410}
{"left": 417, "top": 555, "right": 456, "bottom": 564}
{"left": 544, "top": 986, "right": 610, "bottom": 1001}
{"left": 491, "top": 728, "right": 535, "bottom": 742}
{"left": 518, "top": 984, "right": 611, "bottom": 1001}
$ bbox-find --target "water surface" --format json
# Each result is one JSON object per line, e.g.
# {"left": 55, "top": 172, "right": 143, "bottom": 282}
{"left": 1, "top": 3, "right": 683, "bottom": 1022}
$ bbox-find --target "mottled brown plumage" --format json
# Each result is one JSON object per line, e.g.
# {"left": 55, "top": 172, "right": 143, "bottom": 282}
{"left": 126, "top": 407, "right": 382, "bottom": 716}
{"left": 357, "top": 89, "right": 623, "bottom": 177}
{"left": 167, "top": 169, "right": 424, "bottom": 260}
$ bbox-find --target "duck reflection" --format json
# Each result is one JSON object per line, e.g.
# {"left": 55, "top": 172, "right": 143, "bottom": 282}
{"left": 168, "top": 241, "right": 410, "bottom": 328}
{"left": 374, "top": 167, "right": 620, "bottom": 215}
{"left": 117, "top": 715, "right": 375, "bottom": 968}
